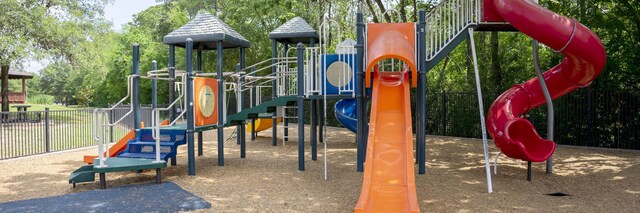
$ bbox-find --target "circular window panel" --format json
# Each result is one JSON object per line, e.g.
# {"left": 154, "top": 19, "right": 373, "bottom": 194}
{"left": 326, "top": 61, "right": 353, "bottom": 87}
{"left": 198, "top": 85, "right": 215, "bottom": 117}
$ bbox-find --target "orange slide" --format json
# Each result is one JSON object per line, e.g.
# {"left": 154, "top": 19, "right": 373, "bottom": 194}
{"left": 354, "top": 71, "right": 419, "bottom": 213}
{"left": 83, "top": 120, "right": 168, "bottom": 164}
{"left": 354, "top": 23, "right": 420, "bottom": 213}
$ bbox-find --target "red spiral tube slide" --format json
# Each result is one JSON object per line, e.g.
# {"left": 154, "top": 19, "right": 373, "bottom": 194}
{"left": 485, "top": 0, "right": 606, "bottom": 162}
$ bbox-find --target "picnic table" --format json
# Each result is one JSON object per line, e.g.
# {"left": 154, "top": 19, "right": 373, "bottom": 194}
{"left": 10, "top": 105, "right": 35, "bottom": 122}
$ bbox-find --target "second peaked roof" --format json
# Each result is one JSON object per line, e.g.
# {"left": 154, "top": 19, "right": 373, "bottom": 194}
{"left": 269, "top": 17, "right": 319, "bottom": 44}
{"left": 163, "top": 12, "right": 250, "bottom": 50}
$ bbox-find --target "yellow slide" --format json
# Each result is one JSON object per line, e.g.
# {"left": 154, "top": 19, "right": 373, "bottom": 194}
{"left": 354, "top": 72, "right": 419, "bottom": 213}
{"left": 246, "top": 117, "right": 282, "bottom": 133}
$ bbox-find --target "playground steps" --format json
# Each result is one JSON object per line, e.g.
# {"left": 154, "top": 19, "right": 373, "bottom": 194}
{"left": 117, "top": 128, "right": 187, "bottom": 161}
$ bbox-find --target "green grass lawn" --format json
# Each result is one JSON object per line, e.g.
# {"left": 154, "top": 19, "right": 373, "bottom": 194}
{"left": 8, "top": 104, "right": 85, "bottom": 112}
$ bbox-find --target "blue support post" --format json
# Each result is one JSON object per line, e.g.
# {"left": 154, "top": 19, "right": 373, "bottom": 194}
{"left": 236, "top": 63, "right": 242, "bottom": 147}
{"left": 169, "top": 44, "right": 176, "bottom": 122}
{"left": 216, "top": 41, "right": 225, "bottom": 166}
{"left": 132, "top": 44, "right": 141, "bottom": 138}
{"left": 250, "top": 66, "right": 257, "bottom": 141}
{"left": 271, "top": 39, "right": 278, "bottom": 146}
{"left": 283, "top": 43, "right": 289, "bottom": 142}
{"left": 186, "top": 39, "right": 196, "bottom": 175}
{"left": 239, "top": 47, "right": 246, "bottom": 158}
{"left": 169, "top": 44, "right": 177, "bottom": 166}
{"left": 355, "top": 13, "right": 365, "bottom": 172}
{"left": 417, "top": 10, "right": 427, "bottom": 174}
{"left": 319, "top": 100, "right": 324, "bottom": 142}
{"left": 310, "top": 38, "right": 317, "bottom": 161}
{"left": 197, "top": 48, "right": 204, "bottom": 156}
{"left": 297, "top": 43, "right": 305, "bottom": 171}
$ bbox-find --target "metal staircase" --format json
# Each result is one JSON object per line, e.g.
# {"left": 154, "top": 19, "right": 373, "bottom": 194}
{"left": 424, "top": 0, "right": 482, "bottom": 70}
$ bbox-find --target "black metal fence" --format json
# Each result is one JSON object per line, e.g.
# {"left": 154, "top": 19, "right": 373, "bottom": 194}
{"left": 425, "top": 89, "right": 640, "bottom": 150}
{"left": 0, "top": 107, "right": 159, "bottom": 160}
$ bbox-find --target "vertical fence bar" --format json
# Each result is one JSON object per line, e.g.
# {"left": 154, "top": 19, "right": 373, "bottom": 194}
{"left": 45, "top": 108, "right": 50, "bottom": 153}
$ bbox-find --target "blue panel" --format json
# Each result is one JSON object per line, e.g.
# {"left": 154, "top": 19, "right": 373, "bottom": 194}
{"left": 321, "top": 54, "right": 357, "bottom": 95}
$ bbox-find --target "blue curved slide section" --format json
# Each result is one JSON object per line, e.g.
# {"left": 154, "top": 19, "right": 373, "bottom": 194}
{"left": 334, "top": 99, "right": 358, "bottom": 133}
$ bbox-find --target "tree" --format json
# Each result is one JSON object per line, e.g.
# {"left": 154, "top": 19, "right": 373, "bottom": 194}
{"left": 0, "top": 0, "right": 109, "bottom": 111}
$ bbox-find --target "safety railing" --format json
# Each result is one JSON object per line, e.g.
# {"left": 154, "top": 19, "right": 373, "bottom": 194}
{"left": 425, "top": 0, "right": 481, "bottom": 61}
{"left": 304, "top": 47, "right": 322, "bottom": 97}
{"left": 319, "top": 16, "right": 356, "bottom": 97}
{"left": 92, "top": 75, "right": 135, "bottom": 167}
{"left": 237, "top": 57, "right": 297, "bottom": 99}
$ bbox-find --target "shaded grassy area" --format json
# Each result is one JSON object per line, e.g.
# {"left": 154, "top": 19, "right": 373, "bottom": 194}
{"left": 7, "top": 104, "right": 85, "bottom": 112}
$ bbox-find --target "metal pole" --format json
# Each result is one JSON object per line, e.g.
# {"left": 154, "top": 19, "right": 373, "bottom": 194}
{"left": 283, "top": 43, "right": 289, "bottom": 142}
{"left": 152, "top": 61, "right": 158, "bottom": 109}
{"left": 355, "top": 12, "right": 365, "bottom": 172}
{"left": 271, "top": 39, "right": 278, "bottom": 146}
{"left": 238, "top": 65, "right": 246, "bottom": 158}
{"left": 45, "top": 107, "right": 50, "bottom": 153}
{"left": 251, "top": 66, "right": 257, "bottom": 141}
{"left": 239, "top": 48, "right": 246, "bottom": 158}
{"left": 417, "top": 9, "right": 427, "bottom": 174}
{"left": 297, "top": 43, "right": 305, "bottom": 171}
{"left": 132, "top": 44, "right": 141, "bottom": 137}
{"left": 469, "top": 28, "right": 493, "bottom": 193}
{"left": 186, "top": 39, "right": 196, "bottom": 175}
{"left": 169, "top": 44, "right": 176, "bottom": 122}
{"left": 169, "top": 45, "right": 177, "bottom": 166}
{"left": 197, "top": 48, "right": 204, "bottom": 156}
{"left": 533, "top": 40, "right": 554, "bottom": 174}
{"left": 216, "top": 40, "right": 225, "bottom": 166}
{"left": 310, "top": 38, "right": 317, "bottom": 161}
{"left": 318, "top": 100, "right": 324, "bottom": 143}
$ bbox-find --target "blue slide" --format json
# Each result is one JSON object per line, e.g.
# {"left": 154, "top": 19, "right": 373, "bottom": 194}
{"left": 334, "top": 99, "right": 358, "bottom": 133}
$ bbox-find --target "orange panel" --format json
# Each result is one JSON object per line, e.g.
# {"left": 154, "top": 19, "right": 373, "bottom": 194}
{"left": 194, "top": 77, "right": 218, "bottom": 126}
{"left": 366, "top": 23, "right": 417, "bottom": 88}
{"left": 354, "top": 71, "right": 420, "bottom": 213}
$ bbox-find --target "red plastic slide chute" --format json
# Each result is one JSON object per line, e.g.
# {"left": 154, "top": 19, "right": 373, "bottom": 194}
{"left": 485, "top": 0, "right": 606, "bottom": 162}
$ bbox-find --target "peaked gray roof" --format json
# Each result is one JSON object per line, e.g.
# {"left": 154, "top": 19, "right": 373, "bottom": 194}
{"left": 8, "top": 68, "right": 33, "bottom": 79}
{"left": 268, "top": 17, "right": 319, "bottom": 44}
{"left": 163, "top": 12, "right": 250, "bottom": 49}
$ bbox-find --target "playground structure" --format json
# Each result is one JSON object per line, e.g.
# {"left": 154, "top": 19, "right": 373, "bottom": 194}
{"left": 68, "top": 0, "right": 606, "bottom": 212}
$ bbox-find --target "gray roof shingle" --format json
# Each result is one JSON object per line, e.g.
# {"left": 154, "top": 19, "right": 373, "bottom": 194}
{"left": 163, "top": 12, "right": 250, "bottom": 49}
{"left": 8, "top": 68, "right": 34, "bottom": 79}
{"left": 268, "top": 17, "right": 319, "bottom": 44}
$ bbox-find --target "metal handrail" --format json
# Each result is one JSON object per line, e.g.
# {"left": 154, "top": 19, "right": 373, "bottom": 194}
{"left": 425, "top": 0, "right": 481, "bottom": 61}
{"left": 240, "top": 57, "right": 296, "bottom": 73}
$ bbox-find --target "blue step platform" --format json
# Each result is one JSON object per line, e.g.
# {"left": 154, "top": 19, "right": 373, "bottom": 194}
{"left": 117, "top": 128, "right": 187, "bottom": 161}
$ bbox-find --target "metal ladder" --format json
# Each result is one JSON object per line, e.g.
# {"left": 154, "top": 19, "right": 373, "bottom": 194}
{"left": 281, "top": 105, "right": 297, "bottom": 145}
